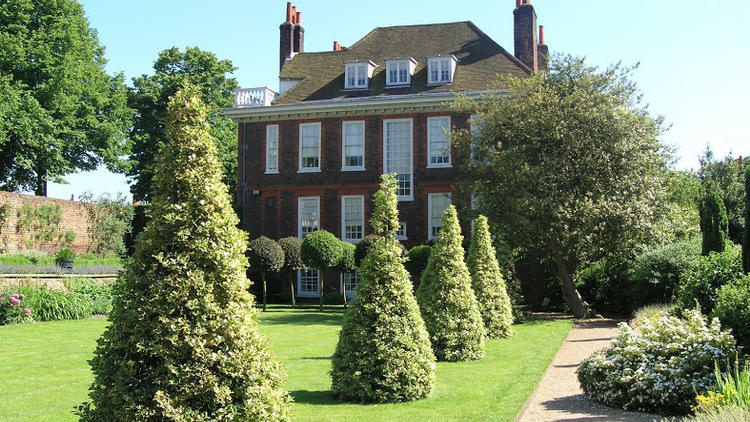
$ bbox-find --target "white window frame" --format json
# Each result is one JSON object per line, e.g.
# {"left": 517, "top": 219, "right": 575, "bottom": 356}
{"left": 428, "top": 192, "right": 452, "bottom": 240}
{"left": 345, "top": 62, "right": 369, "bottom": 89}
{"left": 341, "top": 120, "right": 365, "bottom": 171}
{"left": 427, "top": 55, "right": 456, "bottom": 85}
{"left": 427, "top": 116, "right": 452, "bottom": 168}
{"left": 386, "top": 59, "right": 410, "bottom": 86}
{"left": 341, "top": 195, "right": 365, "bottom": 243}
{"left": 395, "top": 222, "right": 407, "bottom": 240}
{"left": 297, "top": 196, "right": 320, "bottom": 239}
{"left": 265, "top": 124, "right": 279, "bottom": 174}
{"left": 298, "top": 268, "right": 320, "bottom": 298}
{"left": 340, "top": 271, "right": 359, "bottom": 301}
{"left": 383, "top": 118, "right": 414, "bottom": 201}
{"left": 298, "top": 122, "right": 321, "bottom": 173}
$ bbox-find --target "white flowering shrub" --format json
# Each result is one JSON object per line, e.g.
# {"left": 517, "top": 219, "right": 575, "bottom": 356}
{"left": 578, "top": 309, "right": 736, "bottom": 415}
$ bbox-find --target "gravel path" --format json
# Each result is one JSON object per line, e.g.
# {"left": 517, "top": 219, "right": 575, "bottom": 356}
{"left": 516, "top": 319, "right": 660, "bottom": 422}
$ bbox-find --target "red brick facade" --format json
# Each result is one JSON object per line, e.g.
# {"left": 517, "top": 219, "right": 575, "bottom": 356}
{"left": 238, "top": 111, "right": 471, "bottom": 249}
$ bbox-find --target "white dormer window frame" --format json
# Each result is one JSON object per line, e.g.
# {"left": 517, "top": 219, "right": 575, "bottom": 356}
{"left": 344, "top": 60, "right": 377, "bottom": 90}
{"left": 427, "top": 54, "right": 458, "bottom": 85}
{"left": 385, "top": 57, "right": 418, "bottom": 87}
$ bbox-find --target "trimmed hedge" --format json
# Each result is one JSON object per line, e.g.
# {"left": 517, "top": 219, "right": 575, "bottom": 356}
{"left": 301, "top": 230, "right": 343, "bottom": 311}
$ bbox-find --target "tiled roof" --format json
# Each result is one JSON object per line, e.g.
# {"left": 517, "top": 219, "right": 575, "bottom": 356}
{"left": 275, "top": 21, "right": 530, "bottom": 104}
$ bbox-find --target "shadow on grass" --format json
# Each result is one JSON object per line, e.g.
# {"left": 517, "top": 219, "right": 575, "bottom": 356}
{"left": 301, "top": 355, "right": 332, "bottom": 360}
{"left": 291, "top": 390, "right": 337, "bottom": 405}
{"left": 261, "top": 311, "right": 344, "bottom": 326}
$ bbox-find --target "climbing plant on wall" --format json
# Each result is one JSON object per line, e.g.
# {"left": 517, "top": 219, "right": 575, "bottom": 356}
{"left": 15, "top": 203, "right": 74, "bottom": 250}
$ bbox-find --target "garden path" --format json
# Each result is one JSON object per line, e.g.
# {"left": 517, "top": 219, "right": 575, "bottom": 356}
{"left": 516, "top": 318, "right": 660, "bottom": 422}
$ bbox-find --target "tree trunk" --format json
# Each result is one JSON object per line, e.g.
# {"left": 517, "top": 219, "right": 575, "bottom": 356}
{"left": 289, "top": 273, "right": 296, "bottom": 307}
{"left": 342, "top": 279, "right": 347, "bottom": 309}
{"left": 35, "top": 166, "right": 47, "bottom": 196}
{"left": 552, "top": 248, "right": 590, "bottom": 318}
{"left": 319, "top": 277, "right": 324, "bottom": 312}
{"left": 262, "top": 272, "right": 267, "bottom": 312}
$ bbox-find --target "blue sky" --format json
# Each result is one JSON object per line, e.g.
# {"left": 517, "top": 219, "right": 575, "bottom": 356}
{"left": 46, "top": 0, "right": 750, "bottom": 200}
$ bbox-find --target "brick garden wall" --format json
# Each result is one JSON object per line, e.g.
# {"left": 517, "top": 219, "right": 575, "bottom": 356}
{"left": 0, "top": 191, "right": 92, "bottom": 254}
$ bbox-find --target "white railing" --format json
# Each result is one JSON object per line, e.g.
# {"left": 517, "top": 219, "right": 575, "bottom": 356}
{"left": 234, "top": 87, "right": 278, "bottom": 108}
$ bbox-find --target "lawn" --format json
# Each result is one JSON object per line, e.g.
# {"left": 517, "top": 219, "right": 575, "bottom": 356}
{"left": 0, "top": 306, "right": 572, "bottom": 421}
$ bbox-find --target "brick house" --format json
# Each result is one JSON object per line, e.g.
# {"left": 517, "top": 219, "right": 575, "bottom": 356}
{"left": 225, "top": 1, "right": 548, "bottom": 300}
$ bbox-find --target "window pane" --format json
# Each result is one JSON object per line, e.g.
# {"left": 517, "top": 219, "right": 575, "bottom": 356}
{"left": 430, "top": 193, "right": 452, "bottom": 238}
{"left": 384, "top": 120, "right": 413, "bottom": 197}
{"left": 440, "top": 59, "right": 450, "bottom": 81}
{"left": 429, "top": 61, "right": 439, "bottom": 82}
{"left": 300, "top": 124, "right": 320, "bottom": 168}
{"left": 357, "top": 64, "right": 367, "bottom": 86}
{"left": 342, "top": 196, "right": 363, "bottom": 241}
{"left": 299, "top": 197, "right": 319, "bottom": 237}
{"left": 266, "top": 125, "right": 279, "bottom": 172}
{"left": 300, "top": 269, "right": 319, "bottom": 293}
{"left": 343, "top": 121, "right": 364, "bottom": 168}
{"left": 428, "top": 117, "right": 451, "bottom": 165}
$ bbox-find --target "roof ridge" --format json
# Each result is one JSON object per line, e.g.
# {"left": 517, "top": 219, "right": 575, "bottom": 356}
{"left": 372, "top": 20, "right": 471, "bottom": 30}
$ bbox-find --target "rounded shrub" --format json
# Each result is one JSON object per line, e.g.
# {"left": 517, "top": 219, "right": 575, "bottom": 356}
{"left": 247, "top": 236, "right": 284, "bottom": 311}
{"left": 628, "top": 238, "right": 701, "bottom": 309}
{"left": 354, "top": 234, "right": 380, "bottom": 267}
{"left": 416, "top": 205, "right": 486, "bottom": 361}
{"left": 676, "top": 246, "right": 744, "bottom": 315}
{"left": 578, "top": 309, "right": 736, "bottom": 415}
{"left": 301, "top": 230, "right": 343, "bottom": 311}
{"left": 712, "top": 274, "right": 750, "bottom": 354}
{"left": 331, "top": 174, "right": 435, "bottom": 403}
{"left": 79, "top": 85, "right": 291, "bottom": 421}
{"left": 278, "top": 236, "right": 304, "bottom": 306}
{"left": 404, "top": 245, "right": 431, "bottom": 290}
{"left": 466, "top": 216, "right": 513, "bottom": 339}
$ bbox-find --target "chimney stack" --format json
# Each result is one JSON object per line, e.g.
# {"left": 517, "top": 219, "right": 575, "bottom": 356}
{"left": 279, "top": 3, "right": 304, "bottom": 72}
{"left": 513, "top": 0, "right": 538, "bottom": 73}
{"left": 537, "top": 25, "right": 549, "bottom": 72}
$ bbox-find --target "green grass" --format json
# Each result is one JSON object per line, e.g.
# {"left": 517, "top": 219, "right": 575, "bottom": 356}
{"left": 0, "top": 306, "right": 572, "bottom": 421}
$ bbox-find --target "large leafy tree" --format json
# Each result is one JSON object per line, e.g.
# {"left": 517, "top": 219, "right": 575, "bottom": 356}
{"left": 79, "top": 84, "right": 291, "bottom": 420}
{"left": 454, "top": 55, "right": 668, "bottom": 318}
{"left": 127, "top": 47, "right": 238, "bottom": 202}
{"left": 0, "top": 0, "right": 132, "bottom": 196}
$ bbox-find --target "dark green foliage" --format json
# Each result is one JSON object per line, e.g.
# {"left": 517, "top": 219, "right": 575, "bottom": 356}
{"left": 404, "top": 245, "right": 431, "bottom": 290}
{"left": 335, "top": 242, "right": 357, "bottom": 273}
{"left": 743, "top": 167, "right": 750, "bottom": 273}
{"left": 80, "top": 193, "right": 134, "bottom": 257}
{"left": 416, "top": 206, "right": 486, "bottom": 361}
{"left": 55, "top": 248, "right": 75, "bottom": 260}
{"left": 354, "top": 234, "right": 380, "bottom": 267}
{"left": 628, "top": 238, "right": 701, "bottom": 309}
{"left": 247, "top": 236, "right": 284, "bottom": 311}
{"left": 331, "top": 174, "right": 435, "bottom": 403}
{"left": 712, "top": 275, "right": 750, "bottom": 354}
{"left": 127, "top": 47, "right": 239, "bottom": 202}
{"left": 467, "top": 216, "right": 513, "bottom": 338}
{"left": 66, "top": 280, "right": 113, "bottom": 315}
{"left": 0, "top": 0, "right": 132, "bottom": 195}
{"left": 278, "top": 236, "right": 304, "bottom": 307}
{"left": 79, "top": 85, "right": 291, "bottom": 421}
{"left": 699, "top": 148, "right": 749, "bottom": 244}
{"left": 278, "top": 237, "right": 304, "bottom": 272}
{"left": 676, "top": 246, "right": 744, "bottom": 315}
{"left": 125, "top": 204, "right": 150, "bottom": 256}
{"left": 700, "top": 191, "right": 729, "bottom": 255}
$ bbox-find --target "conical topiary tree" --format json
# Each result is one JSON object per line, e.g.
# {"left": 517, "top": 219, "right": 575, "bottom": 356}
{"left": 331, "top": 173, "right": 435, "bottom": 403}
{"left": 466, "top": 215, "right": 514, "bottom": 339}
{"left": 247, "top": 236, "right": 284, "bottom": 311}
{"left": 699, "top": 191, "right": 728, "bottom": 255}
{"left": 416, "top": 205, "right": 486, "bottom": 361}
{"left": 79, "top": 84, "right": 292, "bottom": 421}
{"left": 278, "top": 236, "right": 305, "bottom": 306}
{"left": 300, "top": 230, "right": 343, "bottom": 311}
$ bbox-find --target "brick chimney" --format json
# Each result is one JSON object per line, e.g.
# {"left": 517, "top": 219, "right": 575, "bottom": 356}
{"left": 514, "top": 0, "right": 538, "bottom": 73}
{"left": 537, "top": 25, "right": 549, "bottom": 72}
{"left": 279, "top": 3, "right": 304, "bottom": 72}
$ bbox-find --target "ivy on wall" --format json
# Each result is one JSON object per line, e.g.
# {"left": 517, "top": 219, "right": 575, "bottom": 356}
{"left": 0, "top": 203, "right": 11, "bottom": 252}
{"left": 15, "top": 203, "right": 75, "bottom": 250}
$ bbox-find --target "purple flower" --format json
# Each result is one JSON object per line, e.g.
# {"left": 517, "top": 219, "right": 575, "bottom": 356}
{"left": 9, "top": 297, "right": 20, "bottom": 305}
{"left": 19, "top": 294, "right": 25, "bottom": 299}
{"left": 0, "top": 297, "right": 4, "bottom": 301}
{"left": 24, "top": 308, "right": 31, "bottom": 315}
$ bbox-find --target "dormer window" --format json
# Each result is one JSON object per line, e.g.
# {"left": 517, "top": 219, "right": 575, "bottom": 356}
{"left": 385, "top": 57, "right": 417, "bottom": 87}
{"left": 427, "top": 54, "right": 458, "bottom": 85}
{"left": 344, "top": 60, "right": 376, "bottom": 89}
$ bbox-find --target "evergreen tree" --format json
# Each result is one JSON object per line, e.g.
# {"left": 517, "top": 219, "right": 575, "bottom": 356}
{"left": 331, "top": 174, "right": 435, "bottom": 403}
{"left": 247, "top": 236, "right": 284, "bottom": 311}
{"left": 466, "top": 216, "right": 514, "bottom": 338}
{"left": 743, "top": 167, "right": 750, "bottom": 273}
{"left": 699, "top": 191, "right": 728, "bottom": 255}
{"left": 79, "top": 84, "right": 291, "bottom": 421}
{"left": 416, "top": 206, "right": 486, "bottom": 361}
